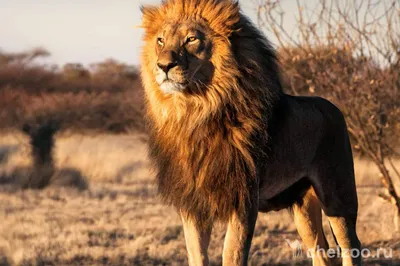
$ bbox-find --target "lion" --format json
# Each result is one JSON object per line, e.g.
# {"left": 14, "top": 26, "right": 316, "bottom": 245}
{"left": 140, "top": 0, "right": 361, "bottom": 265}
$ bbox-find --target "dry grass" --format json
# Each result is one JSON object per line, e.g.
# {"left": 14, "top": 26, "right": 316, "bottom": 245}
{"left": 0, "top": 133, "right": 399, "bottom": 266}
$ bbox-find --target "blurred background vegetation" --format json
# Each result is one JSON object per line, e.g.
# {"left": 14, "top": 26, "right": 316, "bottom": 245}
{"left": 0, "top": 48, "right": 145, "bottom": 134}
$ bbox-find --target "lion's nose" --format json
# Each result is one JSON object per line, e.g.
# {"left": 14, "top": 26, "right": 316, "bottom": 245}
{"left": 157, "top": 61, "right": 178, "bottom": 74}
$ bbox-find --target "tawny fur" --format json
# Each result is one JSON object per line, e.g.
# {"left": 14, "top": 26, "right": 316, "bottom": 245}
{"left": 141, "top": 0, "right": 281, "bottom": 225}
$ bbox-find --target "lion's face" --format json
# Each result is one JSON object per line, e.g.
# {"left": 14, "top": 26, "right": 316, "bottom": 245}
{"left": 152, "top": 22, "right": 214, "bottom": 94}
{"left": 141, "top": 0, "right": 242, "bottom": 98}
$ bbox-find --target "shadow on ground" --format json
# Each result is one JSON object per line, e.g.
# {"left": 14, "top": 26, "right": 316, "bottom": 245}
{"left": 0, "top": 166, "right": 88, "bottom": 191}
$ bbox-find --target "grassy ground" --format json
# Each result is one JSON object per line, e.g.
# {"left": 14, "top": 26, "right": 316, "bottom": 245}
{"left": 0, "top": 133, "right": 399, "bottom": 266}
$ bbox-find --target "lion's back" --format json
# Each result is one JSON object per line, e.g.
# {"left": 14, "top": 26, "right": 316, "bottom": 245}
{"left": 261, "top": 94, "right": 352, "bottom": 198}
{"left": 278, "top": 95, "right": 348, "bottom": 136}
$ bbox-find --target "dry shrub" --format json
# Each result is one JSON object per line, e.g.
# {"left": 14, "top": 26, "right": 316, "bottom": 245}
{"left": 0, "top": 48, "right": 144, "bottom": 133}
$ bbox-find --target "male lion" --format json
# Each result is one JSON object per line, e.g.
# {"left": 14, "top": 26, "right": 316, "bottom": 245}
{"left": 140, "top": 0, "right": 361, "bottom": 265}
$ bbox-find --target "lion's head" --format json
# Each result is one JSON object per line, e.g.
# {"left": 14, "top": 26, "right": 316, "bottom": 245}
{"left": 140, "top": 0, "right": 283, "bottom": 225}
{"left": 141, "top": 0, "right": 242, "bottom": 96}
{"left": 143, "top": 17, "right": 215, "bottom": 95}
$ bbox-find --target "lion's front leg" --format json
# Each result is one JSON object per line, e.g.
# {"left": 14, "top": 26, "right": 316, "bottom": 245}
{"left": 181, "top": 212, "right": 213, "bottom": 266}
{"left": 222, "top": 198, "right": 259, "bottom": 266}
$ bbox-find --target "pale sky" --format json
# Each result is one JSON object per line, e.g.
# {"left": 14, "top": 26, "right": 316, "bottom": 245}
{"left": 0, "top": 0, "right": 302, "bottom": 66}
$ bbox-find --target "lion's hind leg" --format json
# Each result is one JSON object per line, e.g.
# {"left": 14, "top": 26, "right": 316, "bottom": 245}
{"left": 292, "top": 187, "right": 333, "bottom": 266}
{"left": 311, "top": 171, "right": 362, "bottom": 266}
{"left": 326, "top": 215, "right": 361, "bottom": 266}
{"left": 311, "top": 161, "right": 361, "bottom": 266}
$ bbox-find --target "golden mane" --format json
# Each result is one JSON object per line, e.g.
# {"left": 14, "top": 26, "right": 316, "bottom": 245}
{"left": 141, "top": 0, "right": 241, "bottom": 38}
{"left": 141, "top": 0, "right": 283, "bottom": 225}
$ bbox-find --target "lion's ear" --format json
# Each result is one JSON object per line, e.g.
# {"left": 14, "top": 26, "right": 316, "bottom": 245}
{"left": 140, "top": 5, "right": 158, "bottom": 28}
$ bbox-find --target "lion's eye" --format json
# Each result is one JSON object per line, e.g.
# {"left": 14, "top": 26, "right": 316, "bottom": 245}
{"left": 157, "top": 38, "right": 164, "bottom": 46}
{"left": 187, "top": 36, "right": 197, "bottom": 43}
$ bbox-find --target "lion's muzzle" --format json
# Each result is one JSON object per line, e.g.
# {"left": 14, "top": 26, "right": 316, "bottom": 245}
{"left": 155, "top": 50, "right": 188, "bottom": 94}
